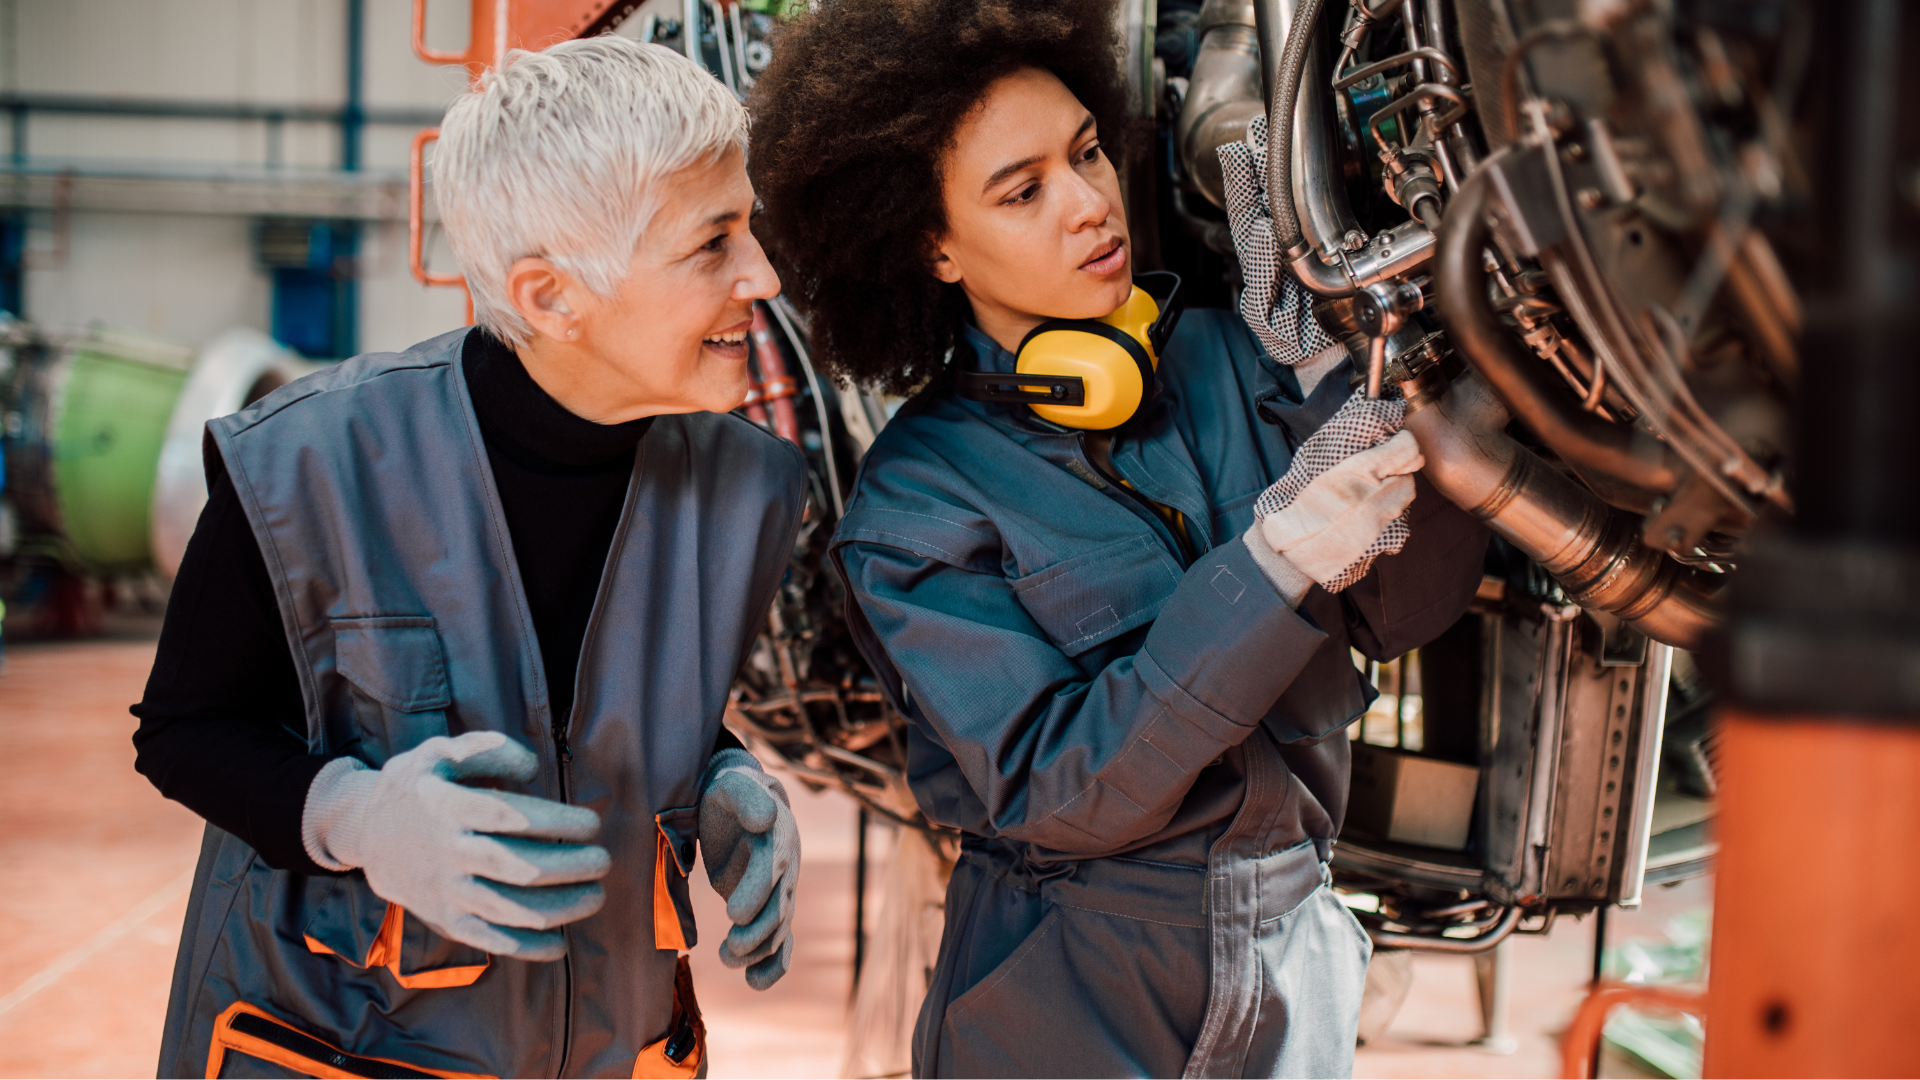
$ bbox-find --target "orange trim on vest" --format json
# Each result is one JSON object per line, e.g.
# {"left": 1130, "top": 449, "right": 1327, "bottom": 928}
{"left": 304, "top": 903, "right": 489, "bottom": 989}
{"left": 653, "top": 829, "right": 690, "bottom": 952}
{"left": 205, "top": 1001, "right": 492, "bottom": 1079}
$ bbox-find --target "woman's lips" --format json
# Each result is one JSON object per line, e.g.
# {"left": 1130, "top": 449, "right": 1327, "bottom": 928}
{"left": 1080, "top": 238, "right": 1127, "bottom": 275}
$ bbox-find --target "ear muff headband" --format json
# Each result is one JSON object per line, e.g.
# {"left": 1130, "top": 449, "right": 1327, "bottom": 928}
{"left": 1016, "top": 320, "right": 1154, "bottom": 430}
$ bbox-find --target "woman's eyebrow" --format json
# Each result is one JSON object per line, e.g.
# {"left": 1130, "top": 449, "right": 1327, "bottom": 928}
{"left": 983, "top": 154, "right": 1045, "bottom": 194}
{"left": 981, "top": 115, "right": 1098, "bottom": 195}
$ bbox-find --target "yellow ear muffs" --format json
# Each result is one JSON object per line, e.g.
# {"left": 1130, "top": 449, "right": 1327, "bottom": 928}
{"left": 954, "top": 272, "right": 1184, "bottom": 431}
{"left": 1015, "top": 316, "right": 1155, "bottom": 429}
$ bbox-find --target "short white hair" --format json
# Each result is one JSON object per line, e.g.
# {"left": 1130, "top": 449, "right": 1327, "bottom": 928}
{"left": 435, "top": 36, "right": 747, "bottom": 348}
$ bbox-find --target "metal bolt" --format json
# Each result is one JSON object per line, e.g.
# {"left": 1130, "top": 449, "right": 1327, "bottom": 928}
{"left": 1576, "top": 187, "right": 1605, "bottom": 209}
{"left": 1343, "top": 229, "right": 1368, "bottom": 251}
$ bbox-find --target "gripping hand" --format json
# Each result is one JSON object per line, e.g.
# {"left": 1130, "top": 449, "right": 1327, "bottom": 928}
{"left": 698, "top": 749, "right": 799, "bottom": 990}
{"left": 302, "top": 731, "right": 609, "bottom": 962}
{"left": 1253, "top": 393, "right": 1422, "bottom": 592}
{"left": 1217, "top": 111, "right": 1342, "bottom": 367}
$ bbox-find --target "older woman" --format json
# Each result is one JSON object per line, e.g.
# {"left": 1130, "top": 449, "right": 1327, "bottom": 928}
{"left": 134, "top": 38, "right": 802, "bottom": 1078}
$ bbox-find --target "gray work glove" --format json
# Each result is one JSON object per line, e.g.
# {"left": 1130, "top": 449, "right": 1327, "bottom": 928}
{"left": 302, "top": 731, "right": 610, "bottom": 962}
{"left": 1252, "top": 394, "right": 1422, "bottom": 592}
{"left": 698, "top": 748, "right": 798, "bottom": 990}
{"left": 1218, "top": 112, "right": 1344, "bottom": 367}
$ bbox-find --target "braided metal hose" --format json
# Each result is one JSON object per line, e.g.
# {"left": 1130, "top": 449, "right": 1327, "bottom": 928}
{"left": 1257, "top": 0, "right": 1326, "bottom": 251}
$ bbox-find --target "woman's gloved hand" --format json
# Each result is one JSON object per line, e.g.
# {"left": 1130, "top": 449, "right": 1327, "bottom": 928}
{"left": 1217, "top": 111, "right": 1343, "bottom": 368}
{"left": 1253, "top": 394, "right": 1424, "bottom": 592}
{"left": 698, "top": 748, "right": 798, "bottom": 991}
{"left": 301, "top": 730, "right": 610, "bottom": 962}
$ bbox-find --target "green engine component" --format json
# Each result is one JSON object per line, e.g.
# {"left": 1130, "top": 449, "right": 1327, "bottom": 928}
{"left": 49, "top": 338, "right": 190, "bottom": 572}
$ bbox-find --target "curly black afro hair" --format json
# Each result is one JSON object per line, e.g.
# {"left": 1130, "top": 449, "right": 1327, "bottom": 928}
{"left": 749, "top": 0, "right": 1134, "bottom": 395}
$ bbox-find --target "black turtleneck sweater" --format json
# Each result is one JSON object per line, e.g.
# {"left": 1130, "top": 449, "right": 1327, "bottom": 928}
{"left": 132, "top": 329, "right": 739, "bottom": 875}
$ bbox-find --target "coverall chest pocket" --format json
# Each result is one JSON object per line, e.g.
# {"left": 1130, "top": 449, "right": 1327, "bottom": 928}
{"left": 332, "top": 616, "right": 452, "bottom": 765}
{"left": 1010, "top": 535, "right": 1182, "bottom": 658}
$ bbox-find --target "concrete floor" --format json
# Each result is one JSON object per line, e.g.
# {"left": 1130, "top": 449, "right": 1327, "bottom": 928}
{"left": 0, "top": 634, "right": 1706, "bottom": 1078}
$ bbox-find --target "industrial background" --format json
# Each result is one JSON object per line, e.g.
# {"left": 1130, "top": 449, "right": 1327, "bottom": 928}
{"left": 3, "top": 0, "right": 1908, "bottom": 1076}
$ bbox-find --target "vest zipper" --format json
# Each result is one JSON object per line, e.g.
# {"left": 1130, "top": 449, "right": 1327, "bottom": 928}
{"left": 554, "top": 703, "right": 576, "bottom": 1076}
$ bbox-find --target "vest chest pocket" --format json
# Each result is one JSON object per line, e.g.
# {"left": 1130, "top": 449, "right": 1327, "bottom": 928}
{"left": 1009, "top": 535, "right": 1184, "bottom": 658}
{"left": 332, "top": 616, "right": 452, "bottom": 765}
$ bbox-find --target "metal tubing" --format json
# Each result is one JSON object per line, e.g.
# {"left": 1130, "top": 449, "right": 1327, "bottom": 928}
{"left": 1434, "top": 162, "right": 1680, "bottom": 494}
{"left": 1402, "top": 371, "right": 1720, "bottom": 650}
{"left": 1367, "top": 904, "right": 1524, "bottom": 953}
{"left": 1290, "top": 34, "right": 1362, "bottom": 260}
{"left": 1290, "top": 217, "right": 1435, "bottom": 297}
{"left": 1254, "top": 0, "right": 1323, "bottom": 248}
{"left": 1177, "top": 1, "right": 1264, "bottom": 207}
{"left": 1186, "top": 1, "right": 1368, "bottom": 262}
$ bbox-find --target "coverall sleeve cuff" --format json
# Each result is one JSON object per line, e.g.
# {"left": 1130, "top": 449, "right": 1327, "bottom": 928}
{"left": 301, "top": 756, "right": 373, "bottom": 873}
{"left": 1139, "top": 537, "right": 1332, "bottom": 731}
{"left": 1241, "top": 523, "right": 1312, "bottom": 608}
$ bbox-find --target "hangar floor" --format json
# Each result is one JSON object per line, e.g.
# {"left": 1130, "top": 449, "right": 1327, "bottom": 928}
{"left": 0, "top": 633, "right": 1702, "bottom": 1078}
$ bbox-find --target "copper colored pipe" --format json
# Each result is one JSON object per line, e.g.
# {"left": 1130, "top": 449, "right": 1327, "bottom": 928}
{"left": 1403, "top": 370, "right": 1719, "bottom": 650}
{"left": 749, "top": 303, "right": 801, "bottom": 445}
{"left": 1435, "top": 163, "right": 1678, "bottom": 494}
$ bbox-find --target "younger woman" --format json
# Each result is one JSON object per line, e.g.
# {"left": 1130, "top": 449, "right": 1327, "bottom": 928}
{"left": 752, "top": 4, "right": 1488, "bottom": 1075}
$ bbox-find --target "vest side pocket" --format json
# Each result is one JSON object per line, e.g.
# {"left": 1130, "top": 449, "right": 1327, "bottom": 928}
{"left": 205, "top": 1000, "right": 493, "bottom": 1079}
{"left": 632, "top": 955, "right": 705, "bottom": 1079}
{"left": 331, "top": 616, "right": 453, "bottom": 764}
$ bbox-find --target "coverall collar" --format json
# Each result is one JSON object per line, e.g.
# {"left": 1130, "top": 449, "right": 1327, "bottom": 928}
{"left": 950, "top": 321, "right": 1213, "bottom": 556}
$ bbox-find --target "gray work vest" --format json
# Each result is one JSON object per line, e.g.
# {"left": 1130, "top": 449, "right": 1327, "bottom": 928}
{"left": 155, "top": 328, "right": 807, "bottom": 1078}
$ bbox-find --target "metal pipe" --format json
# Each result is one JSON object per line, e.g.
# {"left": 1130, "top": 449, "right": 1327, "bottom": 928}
{"left": 1434, "top": 162, "right": 1681, "bottom": 494}
{"left": 1177, "top": 0, "right": 1264, "bottom": 208}
{"left": 1290, "top": 33, "right": 1361, "bottom": 260}
{"left": 1183, "top": 1, "right": 1371, "bottom": 264}
{"left": 1367, "top": 904, "right": 1524, "bottom": 953}
{"left": 1291, "top": 216, "right": 1435, "bottom": 296}
{"left": 1254, "top": 0, "right": 1324, "bottom": 249}
{"left": 682, "top": 0, "right": 703, "bottom": 67}
{"left": 1401, "top": 369, "right": 1720, "bottom": 650}
{"left": 0, "top": 93, "right": 441, "bottom": 128}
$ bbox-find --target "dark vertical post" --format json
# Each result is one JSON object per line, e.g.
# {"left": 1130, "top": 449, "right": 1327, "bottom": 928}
{"left": 852, "top": 806, "right": 869, "bottom": 990}
{"left": 1590, "top": 904, "right": 1608, "bottom": 1075}
{"left": 335, "top": 0, "right": 365, "bottom": 359}
{"left": 341, "top": 0, "right": 365, "bottom": 173}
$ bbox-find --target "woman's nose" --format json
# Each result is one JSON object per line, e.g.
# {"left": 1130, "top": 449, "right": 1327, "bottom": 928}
{"left": 734, "top": 232, "right": 783, "bottom": 302}
{"left": 1062, "top": 171, "right": 1112, "bottom": 232}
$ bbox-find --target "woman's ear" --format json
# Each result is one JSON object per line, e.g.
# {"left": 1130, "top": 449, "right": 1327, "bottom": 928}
{"left": 505, "top": 257, "right": 583, "bottom": 342}
{"left": 929, "top": 240, "right": 964, "bottom": 285}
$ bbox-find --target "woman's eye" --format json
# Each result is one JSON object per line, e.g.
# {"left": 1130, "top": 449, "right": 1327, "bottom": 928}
{"left": 702, "top": 234, "right": 727, "bottom": 253}
{"left": 1005, "top": 183, "right": 1039, "bottom": 206}
{"left": 1079, "top": 142, "right": 1104, "bottom": 164}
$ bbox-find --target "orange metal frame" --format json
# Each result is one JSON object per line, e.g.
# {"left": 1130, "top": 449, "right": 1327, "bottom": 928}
{"left": 1561, "top": 984, "right": 1706, "bottom": 1079}
{"left": 406, "top": 0, "right": 638, "bottom": 304}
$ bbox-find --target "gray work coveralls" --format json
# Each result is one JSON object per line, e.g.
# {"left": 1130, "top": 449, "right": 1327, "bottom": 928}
{"left": 155, "top": 329, "right": 807, "bottom": 1078}
{"left": 831, "top": 313, "right": 1488, "bottom": 1078}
